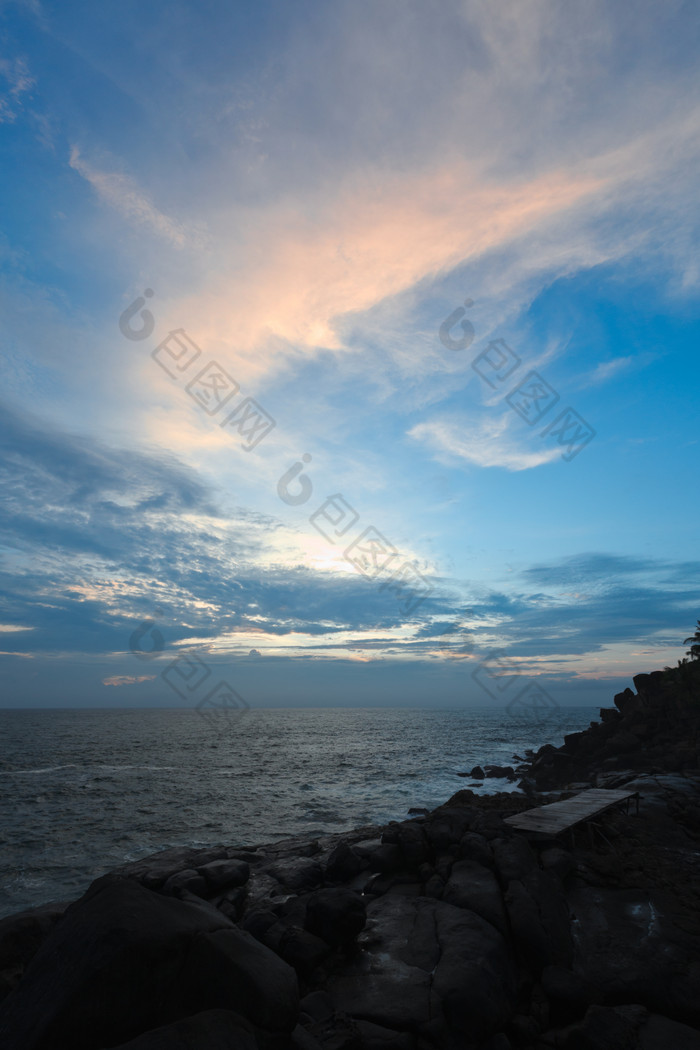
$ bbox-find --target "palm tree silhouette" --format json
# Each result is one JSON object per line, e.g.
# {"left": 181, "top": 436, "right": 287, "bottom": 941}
{"left": 683, "top": 620, "right": 700, "bottom": 661}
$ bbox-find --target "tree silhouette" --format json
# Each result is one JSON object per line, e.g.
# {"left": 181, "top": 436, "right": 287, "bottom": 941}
{"left": 683, "top": 620, "right": 700, "bottom": 661}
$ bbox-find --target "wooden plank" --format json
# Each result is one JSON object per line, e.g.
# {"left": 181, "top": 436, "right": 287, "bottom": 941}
{"left": 503, "top": 788, "right": 638, "bottom": 835}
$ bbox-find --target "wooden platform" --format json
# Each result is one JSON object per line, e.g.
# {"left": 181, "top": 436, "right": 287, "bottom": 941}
{"left": 503, "top": 787, "right": 640, "bottom": 837}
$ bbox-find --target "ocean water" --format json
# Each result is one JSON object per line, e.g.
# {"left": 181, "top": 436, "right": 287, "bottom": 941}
{"left": 0, "top": 705, "right": 598, "bottom": 919}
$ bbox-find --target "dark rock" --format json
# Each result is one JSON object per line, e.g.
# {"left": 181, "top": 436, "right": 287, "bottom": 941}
{"left": 266, "top": 858, "right": 324, "bottom": 894}
{"left": 354, "top": 1019, "right": 414, "bottom": 1048}
{"left": 162, "top": 869, "right": 208, "bottom": 898}
{"left": 605, "top": 729, "right": 642, "bottom": 754}
{"left": 507, "top": 1013, "right": 540, "bottom": 1043}
{"left": 407, "top": 807, "right": 429, "bottom": 816}
{"left": 633, "top": 673, "right": 652, "bottom": 696}
{"left": 614, "top": 687, "right": 636, "bottom": 712}
{"left": 458, "top": 831, "right": 494, "bottom": 869}
{"left": 564, "top": 731, "right": 586, "bottom": 751}
{"left": 326, "top": 895, "right": 516, "bottom": 1041}
{"left": 325, "top": 842, "right": 367, "bottom": 883}
{"left": 639, "top": 1011, "right": 700, "bottom": 1049}
{"left": 442, "top": 859, "right": 508, "bottom": 935}
{"left": 299, "top": 990, "right": 335, "bottom": 1023}
{"left": 567, "top": 885, "right": 700, "bottom": 1024}
{"left": 424, "top": 874, "right": 444, "bottom": 899}
{"left": 518, "top": 777, "right": 537, "bottom": 797}
{"left": 362, "top": 871, "right": 422, "bottom": 897}
{"left": 470, "top": 766, "right": 486, "bottom": 779}
{"left": 277, "top": 926, "right": 331, "bottom": 978}
{"left": 504, "top": 869, "right": 573, "bottom": 968}
{"left": 108, "top": 1009, "right": 258, "bottom": 1050}
{"left": 305, "top": 888, "right": 366, "bottom": 948}
{"left": 290, "top": 1023, "right": 324, "bottom": 1050}
{"left": 484, "top": 765, "right": 517, "bottom": 781}
{"left": 113, "top": 846, "right": 230, "bottom": 889}
{"left": 540, "top": 847, "right": 575, "bottom": 880}
{"left": 240, "top": 907, "right": 279, "bottom": 943}
{"left": 561, "top": 1003, "right": 700, "bottom": 1050}
{"left": 482, "top": 1036, "right": 512, "bottom": 1050}
{"left": 0, "top": 902, "right": 70, "bottom": 973}
{"left": 594, "top": 769, "right": 637, "bottom": 788}
{"left": 434, "top": 853, "right": 454, "bottom": 880}
{"left": 354, "top": 842, "right": 402, "bottom": 874}
{"left": 0, "top": 902, "right": 69, "bottom": 1003}
{"left": 425, "top": 807, "right": 475, "bottom": 850}
{"left": 396, "top": 822, "right": 428, "bottom": 868}
{"left": 182, "top": 927, "right": 300, "bottom": 1037}
{"left": 213, "top": 885, "right": 247, "bottom": 922}
{"left": 492, "top": 837, "right": 539, "bottom": 886}
{"left": 0, "top": 874, "right": 234, "bottom": 1050}
{"left": 430, "top": 901, "right": 516, "bottom": 1040}
{"left": 305, "top": 1012, "right": 362, "bottom": 1050}
{"left": 541, "top": 964, "right": 600, "bottom": 1020}
{"left": 197, "top": 858, "right": 250, "bottom": 893}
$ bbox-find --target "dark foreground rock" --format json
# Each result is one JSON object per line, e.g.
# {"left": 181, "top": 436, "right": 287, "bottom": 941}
{"left": 1, "top": 664, "right": 700, "bottom": 1049}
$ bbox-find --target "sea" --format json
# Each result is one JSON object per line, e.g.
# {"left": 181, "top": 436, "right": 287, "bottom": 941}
{"left": 0, "top": 705, "right": 598, "bottom": 919}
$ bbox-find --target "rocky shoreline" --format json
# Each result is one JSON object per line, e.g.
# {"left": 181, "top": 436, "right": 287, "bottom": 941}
{"left": 1, "top": 663, "right": 700, "bottom": 1049}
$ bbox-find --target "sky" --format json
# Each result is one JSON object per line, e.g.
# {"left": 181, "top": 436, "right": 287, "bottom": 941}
{"left": 1, "top": 0, "right": 699, "bottom": 712}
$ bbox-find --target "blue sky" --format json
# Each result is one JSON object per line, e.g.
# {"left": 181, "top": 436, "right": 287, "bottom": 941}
{"left": 1, "top": 0, "right": 699, "bottom": 710}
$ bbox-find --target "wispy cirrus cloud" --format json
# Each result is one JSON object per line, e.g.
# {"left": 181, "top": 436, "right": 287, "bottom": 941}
{"left": 103, "top": 674, "right": 156, "bottom": 686}
{"left": 0, "top": 54, "right": 34, "bottom": 123}
{"left": 408, "top": 414, "right": 561, "bottom": 472}
{"left": 68, "top": 146, "right": 193, "bottom": 249}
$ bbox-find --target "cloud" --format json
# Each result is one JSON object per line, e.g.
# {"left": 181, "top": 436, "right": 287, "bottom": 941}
{"left": 0, "top": 55, "right": 34, "bottom": 123}
{"left": 103, "top": 674, "right": 156, "bottom": 686}
{"left": 68, "top": 146, "right": 191, "bottom": 248}
{"left": 175, "top": 163, "right": 604, "bottom": 361}
{"left": 408, "top": 413, "right": 561, "bottom": 471}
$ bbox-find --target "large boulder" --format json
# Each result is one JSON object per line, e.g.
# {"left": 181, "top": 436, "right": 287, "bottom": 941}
{"left": 484, "top": 765, "right": 517, "bottom": 781}
{"left": 109, "top": 1009, "right": 259, "bottom": 1050}
{"left": 197, "top": 858, "right": 250, "bottom": 893}
{"left": 491, "top": 836, "right": 539, "bottom": 886}
{"left": 182, "top": 927, "right": 299, "bottom": 1038}
{"left": 326, "top": 895, "right": 516, "bottom": 1042}
{"left": 265, "top": 858, "right": 324, "bottom": 894}
{"left": 304, "top": 888, "right": 367, "bottom": 948}
{"left": 324, "top": 841, "right": 367, "bottom": 883}
{"left": 560, "top": 1003, "right": 700, "bottom": 1050}
{"left": 0, "top": 873, "right": 299, "bottom": 1050}
{"left": 112, "top": 846, "right": 230, "bottom": 889}
{"left": 396, "top": 821, "right": 428, "bottom": 868}
{"left": 442, "top": 859, "right": 508, "bottom": 935}
{"left": 504, "top": 869, "right": 573, "bottom": 969}
{"left": 0, "top": 875, "right": 232, "bottom": 1050}
{"left": 425, "top": 806, "right": 476, "bottom": 851}
{"left": 566, "top": 885, "right": 700, "bottom": 1025}
{"left": 0, "top": 902, "right": 69, "bottom": 1003}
